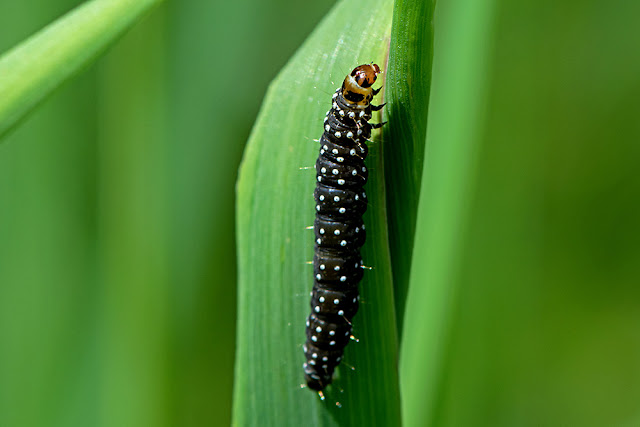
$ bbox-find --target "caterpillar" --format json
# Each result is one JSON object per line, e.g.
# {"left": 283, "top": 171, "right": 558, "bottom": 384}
{"left": 303, "top": 63, "right": 385, "bottom": 393}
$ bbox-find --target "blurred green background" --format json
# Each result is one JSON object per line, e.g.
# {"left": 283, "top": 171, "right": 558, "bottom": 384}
{"left": 1, "top": 0, "right": 640, "bottom": 426}
{"left": 437, "top": 1, "right": 640, "bottom": 424}
{"left": 0, "top": 0, "right": 336, "bottom": 426}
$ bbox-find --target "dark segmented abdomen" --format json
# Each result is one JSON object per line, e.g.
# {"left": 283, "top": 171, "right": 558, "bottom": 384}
{"left": 303, "top": 64, "right": 382, "bottom": 392}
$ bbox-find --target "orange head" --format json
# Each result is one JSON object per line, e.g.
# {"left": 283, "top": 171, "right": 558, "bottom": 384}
{"left": 341, "top": 63, "right": 382, "bottom": 105}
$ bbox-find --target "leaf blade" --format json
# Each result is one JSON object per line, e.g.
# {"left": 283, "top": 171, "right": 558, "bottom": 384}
{"left": 0, "top": 0, "right": 162, "bottom": 139}
{"left": 234, "top": 0, "right": 398, "bottom": 425}
{"left": 384, "top": 0, "right": 436, "bottom": 336}
{"left": 399, "top": 0, "right": 498, "bottom": 425}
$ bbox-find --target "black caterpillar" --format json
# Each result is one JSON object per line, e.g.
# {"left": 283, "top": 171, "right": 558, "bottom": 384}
{"left": 303, "top": 64, "right": 385, "bottom": 393}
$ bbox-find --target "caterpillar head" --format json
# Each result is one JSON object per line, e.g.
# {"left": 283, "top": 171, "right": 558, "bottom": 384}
{"left": 341, "top": 63, "right": 382, "bottom": 106}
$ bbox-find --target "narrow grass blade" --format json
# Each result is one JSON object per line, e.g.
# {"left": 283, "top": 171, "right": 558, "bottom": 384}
{"left": 0, "top": 0, "right": 162, "bottom": 139}
{"left": 384, "top": 0, "right": 436, "bottom": 335}
{"left": 399, "top": 0, "right": 497, "bottom": 425}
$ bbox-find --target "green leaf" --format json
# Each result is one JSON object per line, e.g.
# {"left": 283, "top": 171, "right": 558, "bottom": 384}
{"left": 234, "top": 0, "right": 399, "bottom": 425}
{"left": 385, "top": 0, "right": 436, "bottom": 336}
{"left": 399, "top": 0, "right": 498, "bottom": 425}
{"left": 0, "top": 0, "right": 162, "bottom": 140}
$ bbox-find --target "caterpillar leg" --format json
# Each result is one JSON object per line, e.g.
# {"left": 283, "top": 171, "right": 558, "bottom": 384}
{"left": 372, "top": 87, "right": 382, "bottom": 96}
{"left": 371, "top": 121, "right": 387, "bottom": 129}
{"left": 355, "top": 139, "right": 368, "bottom": 153}
{"left": 371, "top": 103, "right": 386, "bottom": 111}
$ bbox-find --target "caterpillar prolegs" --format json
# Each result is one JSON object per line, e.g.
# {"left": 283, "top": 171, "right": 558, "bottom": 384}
{"left": 303, "top": 64, "right": 385, "bottom": 392}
